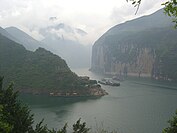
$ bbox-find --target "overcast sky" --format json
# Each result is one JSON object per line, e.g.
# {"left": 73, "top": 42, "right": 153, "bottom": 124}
{"left": 0, "top": 0, "right": 166, "bottom": 45}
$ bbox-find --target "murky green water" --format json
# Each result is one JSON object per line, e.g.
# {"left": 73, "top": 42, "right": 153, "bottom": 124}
{"left": 20, "top": 68, "right": 177, "bottom": 133}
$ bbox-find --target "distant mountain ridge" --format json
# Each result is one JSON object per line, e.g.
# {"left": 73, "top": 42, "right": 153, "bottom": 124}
{"left": 0, "top": 27, "right": 20, "bottom": 44}
{"left": 109, "top": 9, "right": 172, "bottom": 32}
{"left": 0, "top": 33, "right": 106, "bottom": 96}
{"left": 48, "top": 23, "right": 87, "bottom": 36}
{"left": 95, "top": 9, "right": 173, "bottom": 45}
{"left": 5, "top": 27, "right": 42, "bottom": 51}
{"left": 1, "top": 25, "right": 90, "bottom": 68}
{"left": 40, "top": 23, "right": 90, "bottom": 68}
{"left": 91, "top": 9, "right": 177, "bottom": 80}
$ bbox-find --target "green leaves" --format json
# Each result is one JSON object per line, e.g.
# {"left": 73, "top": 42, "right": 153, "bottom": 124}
{"left": 0, "top": 77, "right": 90, "bottom": 133}
{"left": 128, "top": 0, "right": 177, "bottom": 27}
{"left": 0, "top": 79, "right": 34, "bottom": 133}
{"left": 0, "top": 103, "right": 13, "bottom": 133}
{"left": 163, "top": 0, "right": 177, "bottom": 28}
{"left": 73, "top": 119, "right": 90, "bottom": 133}
{"left": 0, "top": 76, "right": 3, "bottom": 90}
{"left": 32, "top": 119, "right": 89, "bottom": 133}
{"left": 32, "top": 119, "right": 48, "bottom": 133}
{"left": 163, "top": 110, "right": 177, "bottom": 133}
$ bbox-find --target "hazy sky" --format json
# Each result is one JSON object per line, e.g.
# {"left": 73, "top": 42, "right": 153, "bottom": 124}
{"left": 0, "top": 0, "right": 166, "bottom": 45}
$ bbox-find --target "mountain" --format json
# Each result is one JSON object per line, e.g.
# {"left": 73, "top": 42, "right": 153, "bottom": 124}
{"left": 5, "top": 27, "right": 42, "bottom": 51}
{"left": 41, "top": 36, "right": 91, "bottom": 68}
{"left": 4, "top": 24, "right": 90, "bottom": 68}
{"left": 0, "top": 33, "right": 106, "bottom": 96}
{"left": 75, "top": 28, "right": 87, "bottom": 36}
{"left": 91, "top": 9, "right": 177, "bottom": 80}
{"left": 40, "top": 23, "right": 88, "bottom": 37}
{"left": 0, "top": 27, "right": 20, "bottom": 43}
{"left": 40, "top": 23, "right": 91, "bottom": 68}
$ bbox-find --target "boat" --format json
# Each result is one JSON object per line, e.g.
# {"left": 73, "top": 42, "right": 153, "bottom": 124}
{"left": 98, "top": 78, "right": 120, "bottom": 86}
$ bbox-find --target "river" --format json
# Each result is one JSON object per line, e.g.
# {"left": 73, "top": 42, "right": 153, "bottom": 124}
{"left": 20, "top": 68, "right": 177, "bottom": 133}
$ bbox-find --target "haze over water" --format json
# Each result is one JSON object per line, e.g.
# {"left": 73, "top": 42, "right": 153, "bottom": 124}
{"left": 20, "top": 68, "right": 177, "bottom": 133}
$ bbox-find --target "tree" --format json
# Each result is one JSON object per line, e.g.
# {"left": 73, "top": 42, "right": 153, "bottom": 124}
{"left": 0, "top": 76, "right": 34, "bottom": 133}
{"left": 162, "top": 110, "right": 177, "bottom": 133}
{"left": 0, "top": 104, "right": 12, "bottom": 133}
{"left": 0, "top": 78, "right": 13, "bottom": 133}
{"left": 73, "top": 119, "right": 90, "bottom": 133}
{"left": 0, "top": 76, "right": 90, "bottom": 133}
{"left": 163, "top": 0, "right": 177, "bottom": 27}
{"left": 127, "top": 0, "right": 177, "bottom": 27}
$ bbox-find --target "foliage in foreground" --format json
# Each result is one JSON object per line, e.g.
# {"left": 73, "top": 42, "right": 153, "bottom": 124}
{"left": 163, "top": 110, "right": 177, "bottom": 133}
{"left": 127, "top": 0, "right": 177, "bottom": 27}
{"left": 0, "top": 76, "right": 177, "bottom": 133}
{"left": 0, "top": 76, "right": 90, "bottom": 133}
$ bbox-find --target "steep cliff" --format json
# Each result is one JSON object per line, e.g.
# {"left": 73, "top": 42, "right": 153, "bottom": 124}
{"left": 91, "top": 9, "right": 177, "bottom": 79}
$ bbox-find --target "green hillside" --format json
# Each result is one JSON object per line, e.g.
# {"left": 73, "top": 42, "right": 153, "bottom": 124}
{"left": 0, "top": 33, "right": 106, "bottom": 96}
{"left": 0, "top": 33, "right": 76, "bottom": 88}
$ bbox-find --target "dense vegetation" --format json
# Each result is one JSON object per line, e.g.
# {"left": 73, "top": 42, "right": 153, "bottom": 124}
{"left": 0, "top": 33, "right": 77, "bottom": 89}
{"left": 0, "top": 33, "right": 99, "bottom": 95}
{"left": 163, "top": 110, "right": 177, "bottom": 133}
{"left": 0, "top": 76, "right": 90, "bottom": 133}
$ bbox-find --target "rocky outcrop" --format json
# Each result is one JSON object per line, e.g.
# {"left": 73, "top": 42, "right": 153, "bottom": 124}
{"left": 91, "top": 9, "right": 177, "bottom": 79}
{"left": 91, "top": 44, "right": 155, "bottom": 77}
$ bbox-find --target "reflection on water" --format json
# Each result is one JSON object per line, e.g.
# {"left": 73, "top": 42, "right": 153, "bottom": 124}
{"left": 20, "top": 94, "right": 99, "bottom": 108}
{"left": 20, "top": 94, "right": 101, "bottom": 127}
{"left": 19, "top": 68, "right": 177, "bottom": 133}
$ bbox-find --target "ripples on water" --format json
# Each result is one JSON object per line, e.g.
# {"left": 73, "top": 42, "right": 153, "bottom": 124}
{"left": 20, "top": 68, "right": 177, "bottom": 133}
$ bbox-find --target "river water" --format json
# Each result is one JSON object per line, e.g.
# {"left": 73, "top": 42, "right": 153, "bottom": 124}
{"left": 20, "top": 68, "right": 177, "bottom": 133}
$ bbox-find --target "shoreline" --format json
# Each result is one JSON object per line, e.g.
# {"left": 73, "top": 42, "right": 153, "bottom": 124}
{"left": 16, "top": 86, "right": 108, "bottom": 97}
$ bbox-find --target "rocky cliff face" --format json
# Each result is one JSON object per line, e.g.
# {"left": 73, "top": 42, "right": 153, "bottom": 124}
{"left": 91, "top": 9, "right": 177, "bottom": 79}
{"left": 92, "top": 43, "right": 155, "bottom": 77}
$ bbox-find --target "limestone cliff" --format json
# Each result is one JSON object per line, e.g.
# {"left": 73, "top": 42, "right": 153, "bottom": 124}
{"left": 92, "top": 44, "right": 155, "bottom": 77}
{"left": 91, "top": 9, "right": 177, "bottom": 79}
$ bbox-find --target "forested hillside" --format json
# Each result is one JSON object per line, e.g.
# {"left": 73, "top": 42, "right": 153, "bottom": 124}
{"left": 0, "top": 33, "right": 106, "bottom": 96}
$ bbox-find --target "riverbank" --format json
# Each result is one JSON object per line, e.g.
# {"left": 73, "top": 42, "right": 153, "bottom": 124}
{"left": 14, "top": 75, "right": 108, "bottom": 97}
{"left": 17, "top": 85, "right": 108, "bottom": 97}
{"left": 21, "top": 69, "right": 177, "bottom": 133}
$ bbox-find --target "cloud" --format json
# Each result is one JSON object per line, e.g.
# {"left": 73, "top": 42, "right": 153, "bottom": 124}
{"left": 49, "top": 17, "right": 57, "bottom": 21}
{"left": 139, "top": 0, "right": 166, "bottom": 14}
{"left": 38, "top": 23, "right": 89, "bottom": 45}
{"left": 0, "top": 0, "right": 166, "bottom": 45}
{"left": 109, "top": 0, "right": 166, "bottom": 29}
{"left": 110, "top": 4, "right": 135, "bottom": 24}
